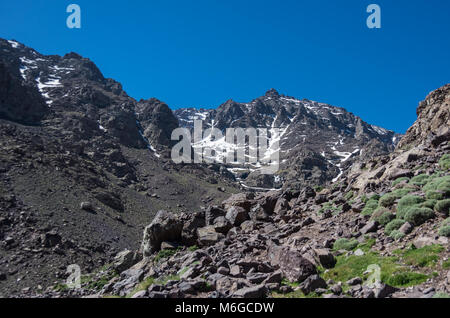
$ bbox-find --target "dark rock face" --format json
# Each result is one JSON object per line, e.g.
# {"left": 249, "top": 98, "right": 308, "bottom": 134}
{"left": 397, "top": 84, "right": 450, "bottom": 149}
{"left": 0, "top": 62, "right": 48, "bottom": 124}
{"left": 136, "top": 98, "right": 180, "bottom": 151}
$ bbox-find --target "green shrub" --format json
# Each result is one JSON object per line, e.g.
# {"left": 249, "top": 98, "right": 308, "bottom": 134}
{"left": 433, "top": 292, "right": 450, "bottom": 298}
{"left": 385, "top": 219, "right": 406, "bottom": 236}
{"left": 397, "top": 195, "right": 425, "bottom": 219}
{"left": 389, "top": 230, "right": 405, "bottom": 241}
{"left": 404, "top": 207, "right": 434, "bottom": 226}
{"left": 435, "top": 199, "right": 450, "bottom": 216}
{"left": 425, "top": 190, "right": 445, "bottom": 200}
{"left": 333, "top": 238, "right": 359, "bottom": 251}
{"left": 419, "top": 199, "right": 437, "bottom": 210}
{"left": 410, "top": 174, "right": 430, "bottom": 186}
{"left": 392, "top": 177, "right": 410, "bottom": 187}
{"left": 374, "top": 211, "right": 395, "bottom": 226}
{"left": 392, "top": 188, "right": 415, "bottom": 197}
{"left": 379, "top": 193, "right": 397, "bottom": 207}
{"left": 423, "top": 175, "right": 450, "bottom": 194}
{"left": 361, "top": 199, "right": 379, "bottom": 216}
{"left": 438, "top": 219, "right": 450, "bottom": 237}
{"left": 439, "top": 154, "right": 450, "bottom": 170}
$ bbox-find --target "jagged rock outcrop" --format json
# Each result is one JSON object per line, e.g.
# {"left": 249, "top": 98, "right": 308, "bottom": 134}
{"left": 397, "top": 84, "right": 450, "bottom": 150}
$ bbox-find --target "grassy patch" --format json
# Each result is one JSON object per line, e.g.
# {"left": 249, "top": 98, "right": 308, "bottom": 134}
{"left": 318, "top": 202, "right": 342, "bottom": 215}
{"left": 400, "top": 244, "right": 444, "bottom": 268}
{"left": 333, "top": 238, "right": 359, "bottom": 251}
{"left": 154, "top": 247, "right": 182, "bottom": 263}
{"left": 443, "top": 259, "right": 450, "bottom": 269}
{"left": 433, "top": 292, "right": 450, "bottom": 298}
{"left": 322, "top": 252, "right": 428, "bottom": 288}
{"left": 373, "top": 209, "right": 395, "bottom": 226}
{"left": 439, "top": 154, "right": 450, "bottom": 170}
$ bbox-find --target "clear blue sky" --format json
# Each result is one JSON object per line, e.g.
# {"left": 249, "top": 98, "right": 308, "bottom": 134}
{"left": 1, "top": 0, "right": 449, "bottom": 133}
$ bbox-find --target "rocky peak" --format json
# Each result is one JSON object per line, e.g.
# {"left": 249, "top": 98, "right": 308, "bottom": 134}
{"left": 265, "top": 88, "right": 280, "bottom": 98}
{"left": 175, "top": 89, "right": 400, "bottom": 190}
{"left": 135, "top": 98, "right": 180, "bottom": 152}
{"left": 397, "top": 84, "right": 450, "bottom": 150}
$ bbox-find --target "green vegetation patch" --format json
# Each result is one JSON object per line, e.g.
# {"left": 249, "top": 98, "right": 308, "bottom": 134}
{"left": 438, "top": 218, "right": 450, "bottom": 237}
{"left": 439, "top": 154, "right": 450, "bottom": 170}
{"left": 425, "top": 190, "right": 445, "bottom": 201}
{"left": 435, "top": 199, "right": 450, "bottom": 216}
{"left": 373, "top": 210, "right": 395, "bottom": 226}
{"left": 392, "top": 177, "right": 410, "bottom": 187}
{"left": 154, "top": 247, "right": 182, "bottom": 263}
{"left": 423, "top": 175, "right": 450, "bottom": 195}
{"left": 389, "top": 230, "right": 405, "bottom": 241}
{"left": 361, "top": 199, "right": 379, "bottom": 216}
{"left": 385, "top": 219, "right": 406, "bottom": 236}
{"left": 322, "top": 252, "right": 428, "bottom": 288}
{"left": 396, "top": 195, "right": 425, "bottom": 219}
{"left": 400, "top": 244, "right": 444, "bottom": 268}
{"left": 333, "top": 238, "right": 359, "bottom": 251}
{"left": 410, "top": 174, "right": 430, "bottom": 186}
{"left": 403, "top": 206, "right": 434, "bottom": 226}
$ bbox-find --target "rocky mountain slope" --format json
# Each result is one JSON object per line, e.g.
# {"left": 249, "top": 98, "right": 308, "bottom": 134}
{"left": 175, "top": 89, "right": 401, "bottom": 190}
{"left": 0, "top": 39, "right": 240, "bottom": 296}
{"left": 42, "top": 84, "right": 447, "bottom": 299}
{"left": 0, "top": 38, "right": 448, "bottom": 299}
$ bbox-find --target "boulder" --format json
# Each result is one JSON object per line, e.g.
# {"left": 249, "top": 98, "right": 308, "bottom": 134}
{"left": 313, "top": 248, "right": 336, "bottom": 269}
{"left": 232, "top": 285, "right": 267, "bottom": 298}
{"left": 205, "top": 206, "right": 225, "bottom": 225}
{"left": 299, "top": 275, "right": 327, "bottom": 294}
{"left": 141, "top": 210, "right": 183, "bottom": 256}
{"left": 113, "top": 249, "right": 140, "bottom": 273}
{"left": 213, "top": 216, "right": 232, "bottom": 234}
{"left": 360, "top": 221, "right": 378, "bottom": 234}
{"left": 197, "top": 226, "right": 224, "bottom": 246}
{"left": 181, "top": 211, "right": 205, "bottom": 246}
{"left": 225, "top": 206, "right": 248, "bottom": 226}
{"left": 222, "top": 193, "right": 254, "bottom": 212}
{"left": 277, "top": 247, "right": 317, "bottom": 283}
{"left": 399, "top": 222, "right": 413, "bottom": 235}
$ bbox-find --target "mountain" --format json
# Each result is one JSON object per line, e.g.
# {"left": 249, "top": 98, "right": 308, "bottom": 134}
{"left": 1, "top": 38, "right": 448, "bottom": 299}
{"left": 175, "top": 88, "right": 401, "bottom": 190}
{"left": 0, "top": 39, "right": 238, "bottom": 296}
{"left": 67, "top": 84, "right": 449, "bottom": 299}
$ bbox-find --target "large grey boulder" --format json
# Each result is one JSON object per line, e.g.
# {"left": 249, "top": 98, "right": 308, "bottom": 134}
{"left": 141, "top": 210, "right": 183, "bottom": 256}
{"left": 270, "top": 245, "right": 317, "bottom": 283}
{"left": 225, "top": 206, "right": 248, "bottom": 226}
